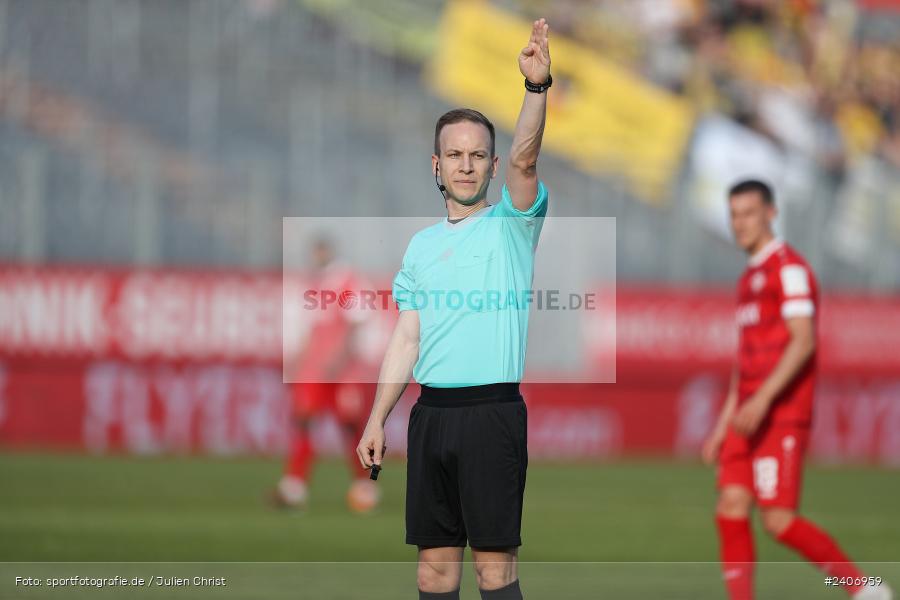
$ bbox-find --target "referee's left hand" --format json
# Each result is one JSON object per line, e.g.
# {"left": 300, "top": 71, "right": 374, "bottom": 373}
{"left": 356, "top": 424, "right": 387, "bottom": 470}
{"left": 518, "top": 18, "right": 551, "bottom": 85}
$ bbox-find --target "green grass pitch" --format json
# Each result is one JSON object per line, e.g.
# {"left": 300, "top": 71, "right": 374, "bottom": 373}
{"left": 0, "top": 453, "right": 897, "bottom": 599}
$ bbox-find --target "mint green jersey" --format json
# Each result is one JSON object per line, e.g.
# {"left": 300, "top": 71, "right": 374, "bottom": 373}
{"left": 392, "top": 181, "right": 548, "bottom": 387}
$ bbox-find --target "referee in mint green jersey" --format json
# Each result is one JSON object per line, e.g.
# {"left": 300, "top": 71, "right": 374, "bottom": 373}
{"left": 357, "top": 18, "right": 552, "bottom": 600}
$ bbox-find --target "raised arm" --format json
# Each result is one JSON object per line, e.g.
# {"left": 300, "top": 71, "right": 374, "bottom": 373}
{"left": 506, "top": 18, "right": 551, "bottom": 211}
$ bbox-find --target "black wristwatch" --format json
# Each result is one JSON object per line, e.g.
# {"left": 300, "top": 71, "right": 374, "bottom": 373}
{"left": 524, "top": 74, "right": 552, "bottom": 94}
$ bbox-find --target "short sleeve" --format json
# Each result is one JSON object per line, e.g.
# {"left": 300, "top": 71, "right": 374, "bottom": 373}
{"left": 493, "top": 180, "right": 549, "bottom": 249}
{"left": 495, "top": 180, "right": 549, "bottom": 220}
{"left": 392, "top": 249, "right": 418, "bottom": 312}
{"left": 779, "top": 264, "right": 815, "bottom": 319}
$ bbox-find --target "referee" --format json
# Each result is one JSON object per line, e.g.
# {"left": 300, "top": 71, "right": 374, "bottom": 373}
{"left": 357, "top": 18, "right": 552, "bottom": 600}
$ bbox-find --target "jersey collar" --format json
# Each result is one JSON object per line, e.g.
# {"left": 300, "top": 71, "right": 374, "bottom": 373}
{"left": 443, "top": 203, "right": 493, "bottom": 230}
{"left": 748, "top": 237, "right": 784, "bottom": 267}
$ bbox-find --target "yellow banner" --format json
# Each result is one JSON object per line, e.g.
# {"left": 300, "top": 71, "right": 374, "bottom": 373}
{"left": 426, "top": 1, "right": 694, "bottom": 203}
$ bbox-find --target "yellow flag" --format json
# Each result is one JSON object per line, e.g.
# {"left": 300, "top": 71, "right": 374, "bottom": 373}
{"left": 426, "top": 1, "right": 694, "bottom": 203}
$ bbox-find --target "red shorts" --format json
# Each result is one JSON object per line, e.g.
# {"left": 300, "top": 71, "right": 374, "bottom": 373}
{"left": 717, "top": 423, "right": 810, "bottom": 509}
{"left": 292, "top": 382, "right": 369, "bottom": 424}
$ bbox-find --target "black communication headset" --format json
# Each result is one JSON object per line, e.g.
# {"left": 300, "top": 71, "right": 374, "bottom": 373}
{"left": 434, "top": 165, "right": 448, "bottom": 204}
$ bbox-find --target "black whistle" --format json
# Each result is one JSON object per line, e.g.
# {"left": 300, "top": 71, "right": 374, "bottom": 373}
{"left": 370, "top": 464, "right": 382, "bottom": 481}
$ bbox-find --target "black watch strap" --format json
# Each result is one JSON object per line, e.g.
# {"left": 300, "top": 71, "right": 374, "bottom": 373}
{"left": 524, "top": 74, "right": 552, "bottom": 93}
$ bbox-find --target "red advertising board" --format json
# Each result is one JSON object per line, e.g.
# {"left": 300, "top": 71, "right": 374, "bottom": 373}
{"left": 1, "top": 266, "right": 898, "bottom": 464}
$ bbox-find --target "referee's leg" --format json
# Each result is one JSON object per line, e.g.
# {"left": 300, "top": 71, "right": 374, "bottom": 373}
{"left": 417, "top": 546, "right": 463, "bottom": 598}
{"left": 472, "top": 547, "right": 521, "bottom": 599}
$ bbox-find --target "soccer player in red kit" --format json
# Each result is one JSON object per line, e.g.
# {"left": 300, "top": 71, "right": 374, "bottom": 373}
{"left": 273, "top": 237, "right": 380, "bottom": 513}
{"left": 702, "top": 180, "right": 892, "bottom": 600}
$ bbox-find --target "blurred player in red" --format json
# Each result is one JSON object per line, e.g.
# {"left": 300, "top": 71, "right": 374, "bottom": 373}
{"left": 703, "top": 180, "right": 892, "bottom": 600}
{"left": 273, "top": 236, "right": 380, "bottom": 513}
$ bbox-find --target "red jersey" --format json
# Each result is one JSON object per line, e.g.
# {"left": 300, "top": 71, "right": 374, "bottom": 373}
{"left": 735, "top": 239, "right": 818, "bottom": 426}
{"left": 295, "top": 262, "right": 367, "bottom": 382}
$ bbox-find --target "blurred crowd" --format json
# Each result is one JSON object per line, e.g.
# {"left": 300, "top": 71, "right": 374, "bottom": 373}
{"left": 504, "top": 0, "right": 900, "bottom": 183}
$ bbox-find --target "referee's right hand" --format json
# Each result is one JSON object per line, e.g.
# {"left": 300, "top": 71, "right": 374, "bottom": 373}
{"left": 356, "top": 424, "right": 386, "bottom": 470}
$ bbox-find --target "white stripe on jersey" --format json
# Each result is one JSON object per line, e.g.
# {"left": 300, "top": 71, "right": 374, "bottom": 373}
{"left": 780, "top": 264, "right": 811, "bottom": 297}
{"left": 782, "top": 299, "right": 815, "bottom": 319}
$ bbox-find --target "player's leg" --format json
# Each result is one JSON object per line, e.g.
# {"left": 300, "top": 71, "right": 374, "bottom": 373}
{"left": 274, "top": 418, "right": 314, "bottom": 507}
{"left": 761, "top": 505, "right": 881, "bottom": 598}
{"left": 335, "top": 383, "right": 381, "bottom": 513}
{"left": 335, "top": 383, "right": 368, "bottom": 475}
{"left": 471, "top": 547, "right": 520, "bottom": 598}
{"left": 271, "top": 383, "right": 322, "bottom": 508}
{"left": 716, "top": 429, "right": 757, "bottom": 600}
{"left": 716, "top": 485, "right": 756, "bottom": 600}
{"left": 340, "top": 410, "right": 381, "bottom": 513}
{"left": 756, "top": 427, "right": 886, "bottom": 598}
{"left": 417, "top": 546, "right": 464, "bottom": 598}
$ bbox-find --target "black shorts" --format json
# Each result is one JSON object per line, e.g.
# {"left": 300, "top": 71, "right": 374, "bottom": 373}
{"left": 405, "top": 382, "right": 528, "bottom": 548}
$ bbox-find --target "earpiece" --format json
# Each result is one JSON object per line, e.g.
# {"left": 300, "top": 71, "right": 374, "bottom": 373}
{"left": 434, "top": 166, "right": 447, "bottom": 199}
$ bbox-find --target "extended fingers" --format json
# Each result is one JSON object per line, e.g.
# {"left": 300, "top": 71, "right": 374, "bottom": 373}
{"left": 530, "top": 19, "right": 549, "bottom": 62}
{"left": 531, "top": 18, "right": 546, "bottom": 44}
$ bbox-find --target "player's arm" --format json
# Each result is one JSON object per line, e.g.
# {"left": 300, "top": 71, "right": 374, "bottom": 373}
{"left": 506, "top": 18, "right": 550, "bottom": 211}
{"left": 702, "top": 367, "right": 739, "bottom": 465}
{"left": 356, "top": 309, "right": 420, "bottom": 469}
{"left": 732, "top": 316, "right": 815, "bottom": 435}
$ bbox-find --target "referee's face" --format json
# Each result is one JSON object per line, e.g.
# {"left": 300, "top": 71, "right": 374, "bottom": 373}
{"left": 433, "top": 121, "right": 499, "bottom": 206}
